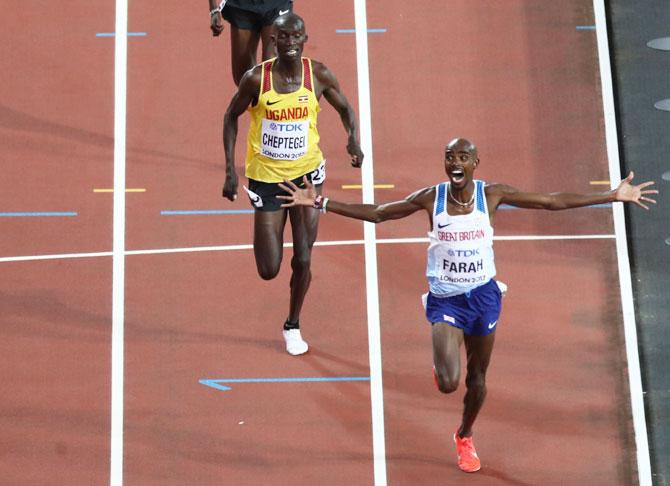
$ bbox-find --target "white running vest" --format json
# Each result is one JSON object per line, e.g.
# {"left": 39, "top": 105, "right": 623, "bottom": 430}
{"left": 426, "top": 180, "right": 496, "bottom": 296}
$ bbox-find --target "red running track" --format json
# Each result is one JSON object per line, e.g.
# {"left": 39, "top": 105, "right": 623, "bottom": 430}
{"left": 0, "top": 1, "right": 641, "bottom": 484}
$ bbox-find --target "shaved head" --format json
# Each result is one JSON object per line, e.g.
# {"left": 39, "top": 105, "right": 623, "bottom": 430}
{"left": 446, "top": 138, "right": 477, "bottom": 157}
{"left": 274, "top": 12, "right": 305, "bottom": 32}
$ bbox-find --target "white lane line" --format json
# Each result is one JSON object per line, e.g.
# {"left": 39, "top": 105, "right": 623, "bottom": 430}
{"left": 111, "top": 0, "right": 128, "bottom": 484}
{"left": 490, "top": 234, "right": 615, "bottom": 241}
{"left": 0, "top": 234, "right": 618, "bottom": 263}
{"left": 593, "top": 1, "right": 652, "bottom": 484}
{"left": 353, "top": 1, "right": 386, "bottom": 484}
{"left": 0, "top": 251, "right": 114, "bottom": 263}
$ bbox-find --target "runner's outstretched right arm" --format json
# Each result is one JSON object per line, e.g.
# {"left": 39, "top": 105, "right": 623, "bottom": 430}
{"left": 278, "top": 177, "right": 432, "bottom": 223}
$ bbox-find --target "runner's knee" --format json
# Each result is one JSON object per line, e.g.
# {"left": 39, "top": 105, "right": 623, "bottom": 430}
{"left": 465, "top": 373, "right": 486, "bottom": 395}
{"left": 434, "top": 368, "right": 459, "bottom": 394}
{"left": 290, "top": 250, "right": 312, "bottom": 272}
{"left": 256, "top": 260, "right": 281, "bottom": 280}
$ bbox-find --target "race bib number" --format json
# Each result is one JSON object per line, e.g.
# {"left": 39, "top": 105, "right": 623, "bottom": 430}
{"left": 261, "top": 119, "right": 309, "bottom": 160}
{"left": 310, "top": 160, "right": 326, "bottom": 185}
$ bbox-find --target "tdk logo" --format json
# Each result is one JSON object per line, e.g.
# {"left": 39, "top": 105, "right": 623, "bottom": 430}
{"left": 269, "top": 123, "right": 303, "bottom": 132}
{"left": 447, "top": 248, "right": 480, "bottom": 257}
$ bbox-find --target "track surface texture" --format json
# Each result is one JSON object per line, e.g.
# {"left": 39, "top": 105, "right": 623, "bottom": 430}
{"left": 0, "top": 1, "right": 652, "bottom": 485}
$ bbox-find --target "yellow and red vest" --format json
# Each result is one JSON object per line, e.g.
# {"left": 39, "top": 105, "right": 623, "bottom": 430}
{"left": 245, "top": 57, "right": 323, "bottom": 182}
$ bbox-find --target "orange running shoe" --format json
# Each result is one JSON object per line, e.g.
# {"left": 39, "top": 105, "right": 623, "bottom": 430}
{"left": 453, "top": 430, "right": 481, "bottom": 473}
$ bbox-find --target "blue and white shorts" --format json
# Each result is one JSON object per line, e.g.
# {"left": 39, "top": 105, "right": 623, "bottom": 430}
{"left": 423, "top": 279, "right": 502, "bottom": 336}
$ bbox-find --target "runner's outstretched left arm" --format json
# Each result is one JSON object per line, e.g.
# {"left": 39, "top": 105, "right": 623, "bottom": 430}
{"left": 486, "top": 172, "right": 657, "bottom": 212}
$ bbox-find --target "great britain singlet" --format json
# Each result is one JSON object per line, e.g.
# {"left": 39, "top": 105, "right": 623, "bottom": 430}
{"left": 245, "top": 57, "right": 324, "bottom": 183}
{"left": 426, "top": 180, "right": 496, "bottom": 296}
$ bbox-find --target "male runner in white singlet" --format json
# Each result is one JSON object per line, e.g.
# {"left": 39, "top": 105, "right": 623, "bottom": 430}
{"left": 277, "top": 137, "right": 657, "bottom": 473}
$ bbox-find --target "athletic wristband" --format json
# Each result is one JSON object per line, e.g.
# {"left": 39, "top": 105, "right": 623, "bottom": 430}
{"left": 210, "top": 0, "right": 225, "bottom": 15}
{"left": 313, "top": 195, "right": 325, "bottom": 210}
{"left": 213, "top": 0, "right": 227, "bottom": 14}
{"left": 322, "top": 197, "right": 329, "bottom": 213}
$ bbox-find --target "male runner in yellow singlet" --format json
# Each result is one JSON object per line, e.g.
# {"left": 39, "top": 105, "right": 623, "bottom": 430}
{"left": 222, "top": 12, "right": 363, "bottom": 355}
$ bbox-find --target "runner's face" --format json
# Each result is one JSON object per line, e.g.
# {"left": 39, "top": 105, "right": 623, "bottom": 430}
{"left": 274, "top": 24, "right": 306, "bottom": 60}
{"left": 444, "top": 148, "right": 477, "bottom": 188}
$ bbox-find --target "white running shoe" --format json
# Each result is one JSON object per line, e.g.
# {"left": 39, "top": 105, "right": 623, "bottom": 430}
{"left": 283, "top": 329, "right": 309, "bottom": 356}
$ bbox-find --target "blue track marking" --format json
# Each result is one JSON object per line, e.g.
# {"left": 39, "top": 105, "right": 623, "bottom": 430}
{"left": 96, "top": 32, "right": 147, "bottom": 37}
{"left": 336, "top": 28, "right": 387, "bottom": 33}
{"left": 161, "top": 209, "right": 254, "bottom": 215}
{"left": 576, "top": 25, "right": 596, "bottom": 30}
{"left": 0, "top": 212, "right": 78, "bottom": 217}
{"left": 199, "top": 376, "right": 371, "bottom": 391}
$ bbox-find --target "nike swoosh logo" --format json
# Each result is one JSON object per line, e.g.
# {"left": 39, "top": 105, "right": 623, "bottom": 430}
{"left": 437, "top": 223, "right": 452, "bottom": 229}
{"left": 242, "top": 185, "right": 263, "bottom": 208}
{"left": 488, "top": 321, "right": 497, "bottom": 329}
{"left": 279, "top": 9, "right": 289, "bottom": 15}
{"left": 249, "top": 194, "right": 263, "bottom": 208}
{"left": 267, "top": 99, "right": 282, "bottom": 106}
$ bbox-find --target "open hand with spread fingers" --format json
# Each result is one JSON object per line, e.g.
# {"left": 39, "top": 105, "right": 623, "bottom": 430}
{"left": 615, "top": 171, "right": 658, "bottom": 210}
{"left": 278, "top": 177, "right": 317, "bottom": 207}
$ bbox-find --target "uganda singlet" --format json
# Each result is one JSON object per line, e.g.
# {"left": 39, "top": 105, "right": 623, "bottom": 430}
{"left": 245, "top": 57, "right": 323, "bottom": 183}
{"left": 426, "top": 180, "right": 496, "bottom": 297}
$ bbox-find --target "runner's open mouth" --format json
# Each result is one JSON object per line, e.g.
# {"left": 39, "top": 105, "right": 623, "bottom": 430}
{"left": 450, "top": 168, "right": 465, "bottom": 183}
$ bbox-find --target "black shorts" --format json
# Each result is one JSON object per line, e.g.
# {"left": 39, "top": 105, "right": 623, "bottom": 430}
{"left": 221, "top": 0, "right": 293, "bottom": 30}
{"left": 245, "top": 161, "right": 326, "bottom": 212}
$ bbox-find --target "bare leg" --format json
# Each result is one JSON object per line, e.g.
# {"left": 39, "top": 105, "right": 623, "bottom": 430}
{"left": 229, "top": 26, "right": 261, "bottom": 86}
{"left": 286, "top": 187, "right": 321, "bottom": 322}
{"left": 259, "top": 25, "right": 276, "bottom": 61}
{"left": 459, "top": 332, "right": 496, "bottom": 437}
{"left": 253, "top": 209, "right": 288, "bottom": 280}
{"left": 432, "top": 323, "right": 464, "bottom": 393}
